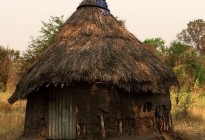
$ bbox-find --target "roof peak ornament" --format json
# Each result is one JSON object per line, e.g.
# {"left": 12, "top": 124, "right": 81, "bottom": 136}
{"left": 96, "top": 0, "right": 108, "bottom": 9}
{"left": 77, "top": 0, "right": 110, "bottom": 15}
{"left": 97, "top": 0, "right": 110, "bottom": 15}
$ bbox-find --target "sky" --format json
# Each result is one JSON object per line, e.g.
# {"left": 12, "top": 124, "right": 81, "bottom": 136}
{"left": 1, "top": 0, "right": 205, "bottom": 52}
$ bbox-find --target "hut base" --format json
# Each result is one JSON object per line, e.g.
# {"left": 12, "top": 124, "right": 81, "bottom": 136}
{"left": 19, "top": 134, "right": 174, "bottom": 140}
{"left": 21, "top": 84, "right": 173, "bottom": 140}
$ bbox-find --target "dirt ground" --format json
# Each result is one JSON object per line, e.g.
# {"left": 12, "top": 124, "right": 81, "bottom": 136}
{"left": 173, "top": 127, "right": 205, "bottom": 140}
{"left": 107, "top": 134, "right": 174, "bottom": 140}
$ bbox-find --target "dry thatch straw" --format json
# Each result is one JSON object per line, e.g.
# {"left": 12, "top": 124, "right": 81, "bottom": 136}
{"left": 8, "top": 0, "right": 178, "bottom": 104}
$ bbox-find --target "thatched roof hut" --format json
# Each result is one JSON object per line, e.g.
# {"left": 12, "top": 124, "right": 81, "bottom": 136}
{"left": 9, "top": 0, "right": 176, "bottom": 104}
{"left": 9, "top": 0, "right": 178, "bottom": 139}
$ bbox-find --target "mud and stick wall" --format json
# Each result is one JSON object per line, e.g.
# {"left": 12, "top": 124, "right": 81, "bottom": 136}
{"left": 21, "top": 84, "right": 172, "bottom": 140}
{"left": 23, "top": 88, "right": 48, "bottom": 139}
{"left": 75, "top": 85, "right": 172, "bottom": 139}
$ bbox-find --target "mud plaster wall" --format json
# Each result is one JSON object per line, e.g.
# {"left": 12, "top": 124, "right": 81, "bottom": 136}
{"left": 119, "top": 91, "right": 172, "bottom": 137}
{"left": 22, "top": 84, "right": 172, "bottom": 140}
{"left": 23, "top": 88, "right": 48, "bottom": 139}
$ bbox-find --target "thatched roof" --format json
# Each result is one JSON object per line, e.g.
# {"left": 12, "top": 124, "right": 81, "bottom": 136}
{"left": 8, "top": 0, "right": 178, "bottom": 104}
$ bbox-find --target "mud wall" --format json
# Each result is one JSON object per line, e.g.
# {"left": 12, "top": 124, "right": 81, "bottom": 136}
{"left": 21, "top": 83, "right": 172, "bottom": 140}
{"left": 73, "top": 84, "right": 172, "bottom": 139}
{"left": 23, "top": 88, "right": 48, "bottom": 139}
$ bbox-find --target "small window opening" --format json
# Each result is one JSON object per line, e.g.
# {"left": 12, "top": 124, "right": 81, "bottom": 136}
{"left": 143, "top": 102, "right": 152, "bottom": 112}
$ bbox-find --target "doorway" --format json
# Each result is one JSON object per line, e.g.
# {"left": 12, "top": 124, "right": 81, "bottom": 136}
{"left": 48, "top": 88, "right": 76, "bottom": 139}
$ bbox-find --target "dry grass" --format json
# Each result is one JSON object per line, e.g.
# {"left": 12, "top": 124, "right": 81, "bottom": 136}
{"left": 0, "top": 91, "right": 26, "bottom": 140}
{"left": 173, "top": 109, "right": 205, "bottom": 140}
{"left": 172, "top": 92, "right": 205, "bottom": 140}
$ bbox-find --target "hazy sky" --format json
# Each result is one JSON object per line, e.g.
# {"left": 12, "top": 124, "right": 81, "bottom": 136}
{"left": 1, "top": 0, "right": 205, "bottom": 51}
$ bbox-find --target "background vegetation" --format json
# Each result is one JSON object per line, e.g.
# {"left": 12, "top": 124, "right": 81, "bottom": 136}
{"left": 1, "top": 17, "right": 205, "bottom": 139}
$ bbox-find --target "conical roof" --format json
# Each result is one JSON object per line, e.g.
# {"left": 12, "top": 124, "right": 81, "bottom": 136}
{"left": 8, "top": 0, "right": 178, "bottom": 103}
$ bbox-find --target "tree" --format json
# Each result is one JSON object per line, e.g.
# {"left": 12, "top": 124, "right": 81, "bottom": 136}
{"left": 20, "top": 16, "right": 64, "bottom": 73}
{"left": 143, "top": 38, "right": 166, "bottom": 54}
{"left": 143, "top": 37, "right": 167, "bottom": 63}
{"left": 143, "top": 38, "right": 166, "bottom": 50}
{"left": 173, "top": 53, "right": 205, "bottom": 91}
{"left": 166, "top": 41, "right": 205, "bottom": 91}
{"left": 166, "top": 41, "right": 190, "bottom": 67}
{"left": 0, "top": 46, "right": 9, "bottom": 91}
{"left": 0, "top": 46, "right": 20, "bottom": 92}
{"left": 177, "top": 19, "right": 205, "bottom": 54}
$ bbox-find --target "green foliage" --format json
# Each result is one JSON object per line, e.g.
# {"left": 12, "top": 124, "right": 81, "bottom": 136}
{"left": 143, "top": 38, "right": 165, "bottom": 49}
{"left": 0, "top": 47, "right": 8, "bottom": 62}
{"left": 168, "top": 41, "right": 188, "bottom": 56}
{"left": 177, "top": 19, "right": 205, "bottom": 54}
{"left": 171, "top": 91, "right": 196, "bottom": 119}
{"left": 7, "top": 49, "right": 20, "bottom": 61}
{"left": 20, "top": 16, "right": 64, "bottom": 73}
{"left": 173, "top": 65, "right": 192, "bottom": 91}
{"left": 160, "top": 39, "right": 205, "bottom": 90}
{"left": 143, "top": 37, "right": 166, "bottom": 54}
{"left": 165, "top": 41, "right": 187, "bottom": 67}
{"left": 173, "top": 56, "right": 205, "bottom": 91}
{"left": 196, "top": 92, "right": 205, "bottom": 107}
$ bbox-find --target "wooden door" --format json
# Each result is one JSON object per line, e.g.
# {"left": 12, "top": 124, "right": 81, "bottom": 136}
{"left": 48, "top": 88, "right": 76, "bottom": 139}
